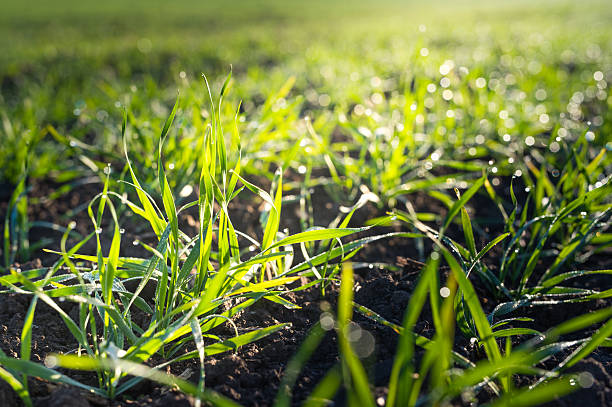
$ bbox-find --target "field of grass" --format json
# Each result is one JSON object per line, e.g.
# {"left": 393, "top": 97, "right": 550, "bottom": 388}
{"left": 0, "top": 0, "right": 611, "bottom": 406}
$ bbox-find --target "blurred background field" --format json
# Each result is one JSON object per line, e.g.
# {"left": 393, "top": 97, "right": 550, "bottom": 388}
{"left": 1, "top": 0, "right": 610, "bottom": 185}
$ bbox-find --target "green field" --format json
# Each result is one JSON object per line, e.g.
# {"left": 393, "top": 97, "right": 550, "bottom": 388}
{"left": 0, "top": 0, "right": 611, "bottom": 406}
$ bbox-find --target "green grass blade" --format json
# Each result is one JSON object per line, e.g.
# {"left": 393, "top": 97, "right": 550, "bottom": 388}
{"left": 274, "top": 323, "right": 326, "bottom": 407}
{"left": 442, "top": 174, "right": 486, "bottom": 233}
{"left": 490, "top": 375, "right": 577, "bottom": 407}
{"left": 337, "top": 263, "right": 374, "bottom": 407}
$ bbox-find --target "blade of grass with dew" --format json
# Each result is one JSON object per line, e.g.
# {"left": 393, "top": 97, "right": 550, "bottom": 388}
{"left": 440, "top": 249, "right": 507, "bottom": 389}
{"left": 442, "top": 173, "right": 486, "bottom": 234}
{"left": 490, "top": 375, "right": 577, "bottom": 407}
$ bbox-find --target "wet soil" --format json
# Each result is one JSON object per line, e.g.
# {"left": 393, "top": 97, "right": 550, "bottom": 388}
{"left": 0, "top": 176, "right": 611, "bottom": 406}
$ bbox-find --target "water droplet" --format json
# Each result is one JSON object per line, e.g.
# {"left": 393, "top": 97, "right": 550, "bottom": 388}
{"left": 524, "top": 187, "right": 531, "bottom": 192}
{"left": 68, "top": 221, "right": 77, "bottom": 229}
{"left": 439, "top": 287, "right": 451, "bottom": 298}
{"left": 488, "top": 160, "right": 494, "bottom": 165}
{"left": 119, "top": 228, "right": 125, "bottom": 234}
{"left": 320, "top": 312, "right": 335, "bottom": 331}
{"left": 550, "top": 142, "right": 561, "bottom": 153}
{"left": 95, "top": 228, "right": 102, "bottom": 234}
{"left": 69, "top": 140, "right": 77, "bottom": 147}
{"left": 132, "top": 240, "right": 139, "bottom": 246}
{"left": 179, "top": 184, "right": 193, "bottom": 198}
{"left": 103, "top": 164, "right": 111, "bottom": 175}
{"left": 578, "top": 371, "right": 595, "bottom": 388}
{"left": 44, "top": 356, "right": 59, "bottom": 368}
{"left": 551, "top": 169, "right": 560, "bottom": 177}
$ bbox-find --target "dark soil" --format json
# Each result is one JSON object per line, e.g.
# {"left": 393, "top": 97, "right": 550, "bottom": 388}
{"left": 1, "top": 176, "right": 611, "bottom": 406}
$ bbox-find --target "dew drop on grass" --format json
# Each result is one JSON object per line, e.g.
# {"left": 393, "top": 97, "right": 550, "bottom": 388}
{"left": 95, "top": 228, "right": 102, "bottom": 234}
{"left": 551, "top": 169, "right": 560, "bottom": 177}
{"left": 297, "top": 165, "right": 307, "bottom": 174}
{"left": 525, "top": 187, "right": 531, "bottom": 193}
{"left": 132, "top": 240, "right": 139, "bottom": 246}
{"left": 368, "top": 264, "right": 374, "bottom": 269}
{"left": 119, "top": 228, "right": 125, "bottom": 234}
{"left": 550, "top": 141, "right": 561, "bottom": 152}
{"left": 68, "top": 221, "right": 77, "bottom": 229}
{"left": 439, "top": 286, "right": 451, "bottom": 298}
{"left": 585, "top": 131, "right": 595, "bottom": 142}
{"left": 69, "top": 140, "right": 77, "bottom": 147}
